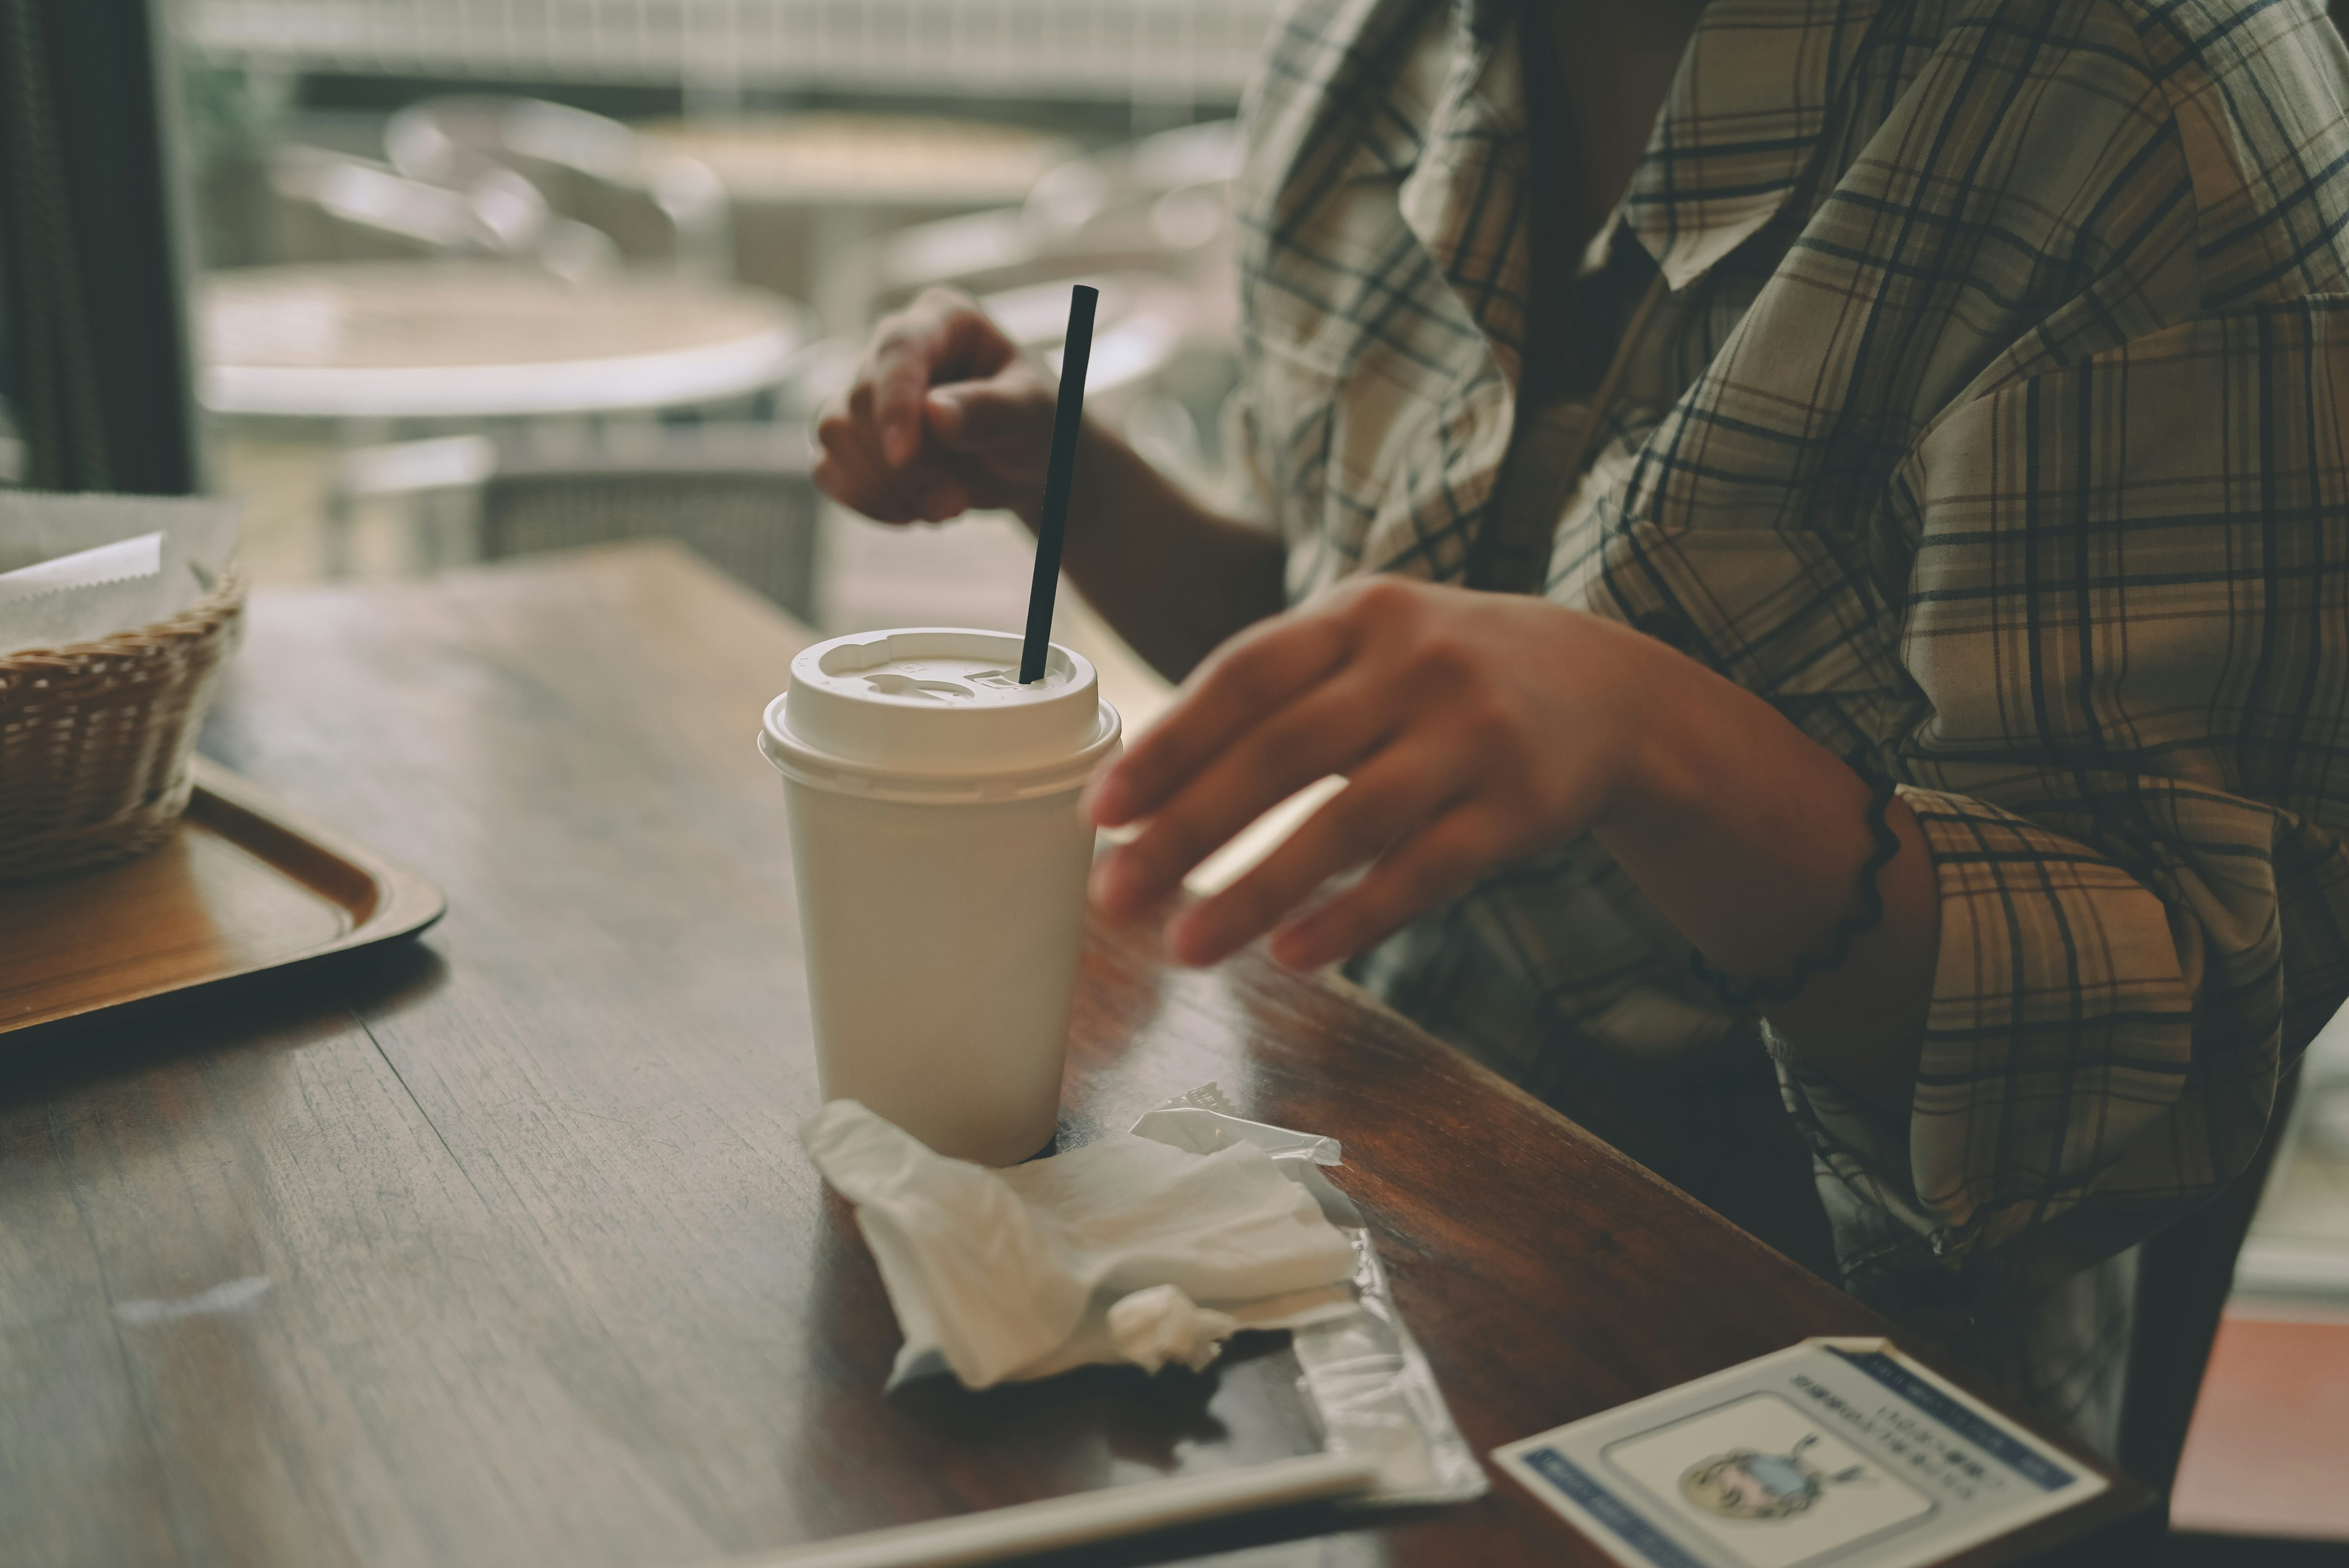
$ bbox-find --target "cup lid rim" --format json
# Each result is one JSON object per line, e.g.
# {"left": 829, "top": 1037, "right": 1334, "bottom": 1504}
{"left": 760, "top": 691, "right": 1123, "bottom": 802}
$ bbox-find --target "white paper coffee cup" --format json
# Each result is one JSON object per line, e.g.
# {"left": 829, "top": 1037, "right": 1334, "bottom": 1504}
{"left": 760, "top": 628, "right": 1123, "bottom": 1165}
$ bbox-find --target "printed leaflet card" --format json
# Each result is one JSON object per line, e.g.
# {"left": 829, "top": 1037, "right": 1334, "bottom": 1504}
{"left": 1493, "top": 1338, "right": 2107, "bottom": 1568}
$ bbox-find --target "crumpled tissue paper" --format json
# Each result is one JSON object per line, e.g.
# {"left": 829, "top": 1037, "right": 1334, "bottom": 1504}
{"left": 806, "top": 1085, "right": 1490, "bottom": 1506}
{"left": 801, "top": 1098, "right": 1360, "bottom": 1390}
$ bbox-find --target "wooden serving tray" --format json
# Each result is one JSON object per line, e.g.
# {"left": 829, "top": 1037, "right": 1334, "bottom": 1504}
{"left": 0, "top": 758, "right": 445, "bottom": 1044}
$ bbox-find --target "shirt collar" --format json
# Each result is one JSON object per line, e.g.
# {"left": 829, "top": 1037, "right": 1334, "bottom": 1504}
{"left": 1619, "top": 0, "right": 1886, "bottom": 289}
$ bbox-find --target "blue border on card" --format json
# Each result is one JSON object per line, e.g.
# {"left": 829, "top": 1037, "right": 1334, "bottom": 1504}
{"left": 1824, "top": 1348, "right": 2077, "bottom": 1492}
{"left": 1518, "top": 1447, "right": 1712, "bottom": 1568}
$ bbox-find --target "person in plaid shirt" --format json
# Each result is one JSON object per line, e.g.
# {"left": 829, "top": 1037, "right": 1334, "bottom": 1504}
{"left": 816, "top": 0, "right": 2349, "bottom": 1452}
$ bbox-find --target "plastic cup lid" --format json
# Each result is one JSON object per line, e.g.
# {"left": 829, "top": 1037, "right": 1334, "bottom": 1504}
{"left": 760, "top": 627, "right": 1121, "bottom": 801}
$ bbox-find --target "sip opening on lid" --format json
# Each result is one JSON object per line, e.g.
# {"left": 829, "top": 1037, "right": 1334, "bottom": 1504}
{"left": 762, "top": 628, "right": 1121, "bottom": 799}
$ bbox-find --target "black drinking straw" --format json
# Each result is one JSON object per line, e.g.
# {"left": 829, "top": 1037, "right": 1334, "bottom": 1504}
{"left": 1019, "top": 284, "right": 1099, "bottom": 684}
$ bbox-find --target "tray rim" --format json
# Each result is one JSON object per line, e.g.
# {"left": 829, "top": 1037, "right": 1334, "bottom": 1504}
{"left": 0, "top": 757, "right": 447, "bottom": 1044}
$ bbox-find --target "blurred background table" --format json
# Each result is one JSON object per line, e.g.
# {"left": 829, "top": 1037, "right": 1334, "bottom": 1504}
{"left": 199, "top": 261, "right": 815, "bottom": 585}
{"left": 199, "top": 261, "right": 807, "bottom": 420}
{"left": 0, "top": 542, "right": 2148, "bottom": 1568}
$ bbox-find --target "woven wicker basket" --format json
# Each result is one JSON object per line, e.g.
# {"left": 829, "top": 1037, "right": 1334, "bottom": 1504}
{"left": 0, "top": 571, "right": 247, "bottom": 882}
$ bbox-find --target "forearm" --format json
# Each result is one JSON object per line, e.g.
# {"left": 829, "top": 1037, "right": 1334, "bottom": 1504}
{"left": 1595, "top": 649, "right": 1939, "bottom": 1111}
{"left": 1019, "top": 419, "right": 1288, "bottom": 683}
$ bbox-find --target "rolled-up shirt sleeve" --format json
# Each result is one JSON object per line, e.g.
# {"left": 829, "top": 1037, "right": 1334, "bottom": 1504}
{"left": 1778, "top": 302, "right": 2349, "bottom": 1306}
{"left": 1785, "top": 783, "right": 2277, "bottom": 1302}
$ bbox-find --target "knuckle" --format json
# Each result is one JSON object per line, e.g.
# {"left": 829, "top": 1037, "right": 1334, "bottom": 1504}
{"left": 1413, "top": 633, "right": 1479, "bottom": 685}
{"left": 1455, "top": 696, "right": 1513, "bottom": 748}
{"left": 1343, "top": 574, "right": 1417, "bottom": 622}
{"left": 1214, "top": 636, "right": 1282, "bottom": 692}
{"left": 1420, "top": 815, "right": 1481, "bottom": 869}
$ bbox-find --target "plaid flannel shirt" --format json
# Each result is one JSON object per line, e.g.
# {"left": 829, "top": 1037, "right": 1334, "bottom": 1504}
{"left": 1230, "top": 0, "right": 2349, "bottom": 1444}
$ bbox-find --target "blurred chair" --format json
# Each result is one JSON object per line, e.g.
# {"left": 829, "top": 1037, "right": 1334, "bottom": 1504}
{"left": 861, "top": 120, "right": 1240, "bottom": 319}
{"left": 385, "top": 97, "right": 732, "bottom": 280}
{"left": 839, "top": 122, "right": 1242, "bottom": 490}
{"left": 268, "top": 143, "right": 618, "bottom": 277}
{"left": 328, "top": 425, "right": 820, "bottom": 622}
{"left": 975, "top": 274, "right": 1194, "bottom": 390}
{"left": 630, "top": 112, "right": 1072, "bottom": 314}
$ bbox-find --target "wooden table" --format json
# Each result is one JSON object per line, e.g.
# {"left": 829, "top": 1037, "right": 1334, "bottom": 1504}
{"left": 0, "top": 543, "right": 2151, "bottom": 1567}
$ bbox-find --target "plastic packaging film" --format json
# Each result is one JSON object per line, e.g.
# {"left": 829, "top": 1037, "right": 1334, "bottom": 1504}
{"left": 1128, "top": 1083, "right": 1490, "bottom": 1506}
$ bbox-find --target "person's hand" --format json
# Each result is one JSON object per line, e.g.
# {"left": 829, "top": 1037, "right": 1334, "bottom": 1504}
{"left": 1083, "top": 577, "right": 1678, "bottom": 969}
{"left": 813, "top": 288, "right": 1061, "bottom": 525}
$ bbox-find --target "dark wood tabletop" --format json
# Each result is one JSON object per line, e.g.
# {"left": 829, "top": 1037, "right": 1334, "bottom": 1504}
{"left": 0, "top": 542, "right": 2151, "bottom": 1567}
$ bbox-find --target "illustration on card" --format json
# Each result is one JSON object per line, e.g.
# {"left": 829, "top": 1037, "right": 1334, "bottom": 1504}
{"left": 1680, "top": 1433, "right": 1872, "bottom": 1521}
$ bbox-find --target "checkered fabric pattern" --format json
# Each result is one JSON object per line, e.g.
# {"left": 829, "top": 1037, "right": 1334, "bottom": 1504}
{"left": 1230, "top": 0, "right": 2349, "bottom": 1446}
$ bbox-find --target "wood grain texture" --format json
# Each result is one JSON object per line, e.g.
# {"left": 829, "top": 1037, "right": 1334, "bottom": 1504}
{"left": 0, "top": 542, "right": 2149, "bottom": 1567}
{"left": 0, "top": 762, "right": 442, "bottom": 1039}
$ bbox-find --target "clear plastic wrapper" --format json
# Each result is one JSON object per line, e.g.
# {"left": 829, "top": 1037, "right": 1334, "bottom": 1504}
{"left": 807, "top": 1079, "right": 1489, "bottom": 1509}
{"left": 1130, "top": 1083, "right": 1489, "bottom": 1506}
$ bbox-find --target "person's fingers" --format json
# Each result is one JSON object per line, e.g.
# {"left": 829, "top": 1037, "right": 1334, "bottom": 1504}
{"left": 1267, "top": 802, "right": 1510, "bottom": 970}
{"left": 869, "top": 333, "right": 937, "bottom": 471}
{"left": 869, "top": 292, "right": 1014, "bottom": 469}
{"left": 814, "top": 396, "right": 876, "bottom": 468}
{"left": 812, "top": 421, "right": 902, "bottom": 518}
{"left": 1084, "top": 611, "right": 1357, "bottom": 828}
{"left": 1160, "top": 746, "right": 1464, "bottom": 965}
{"left": 919, "top": 292, "right": 1020, "bottom": 381}
{"left": 1091, "top": 669, "right": 1401, "bottom": 920}
{"left": 815, "top": 457, "right": 919, "bottom": 522}
{"left": 814, "top": 412, "right": 967, "bottom": 522}
{"left": 813, "top": 403, "right": 910, "bottom": 513}
{"left": 927, "top": 374, "right": 1054, "bottom": 458}
{"left": 916, "top": 478, "right": 971, "bottom": 520}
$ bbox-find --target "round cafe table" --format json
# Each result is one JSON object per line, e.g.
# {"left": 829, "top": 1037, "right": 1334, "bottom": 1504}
{"left": 199, "top": 261, "right": 810, "bottom": 421}
{"left": 636, "top": 113, "right": 1063, "bottom": 209}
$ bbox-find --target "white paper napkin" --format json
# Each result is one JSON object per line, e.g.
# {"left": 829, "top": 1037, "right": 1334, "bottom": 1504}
{"left": 0, "top": 491, "right": 241, "bottom": 655}
{"left": 801, "top": 1099, "right": 1360, "bottom": 1390}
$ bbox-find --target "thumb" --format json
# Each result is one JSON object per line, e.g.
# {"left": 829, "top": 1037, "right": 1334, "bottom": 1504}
{"left": 926, "top": 375, "right": 1052, "bottom": 455}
